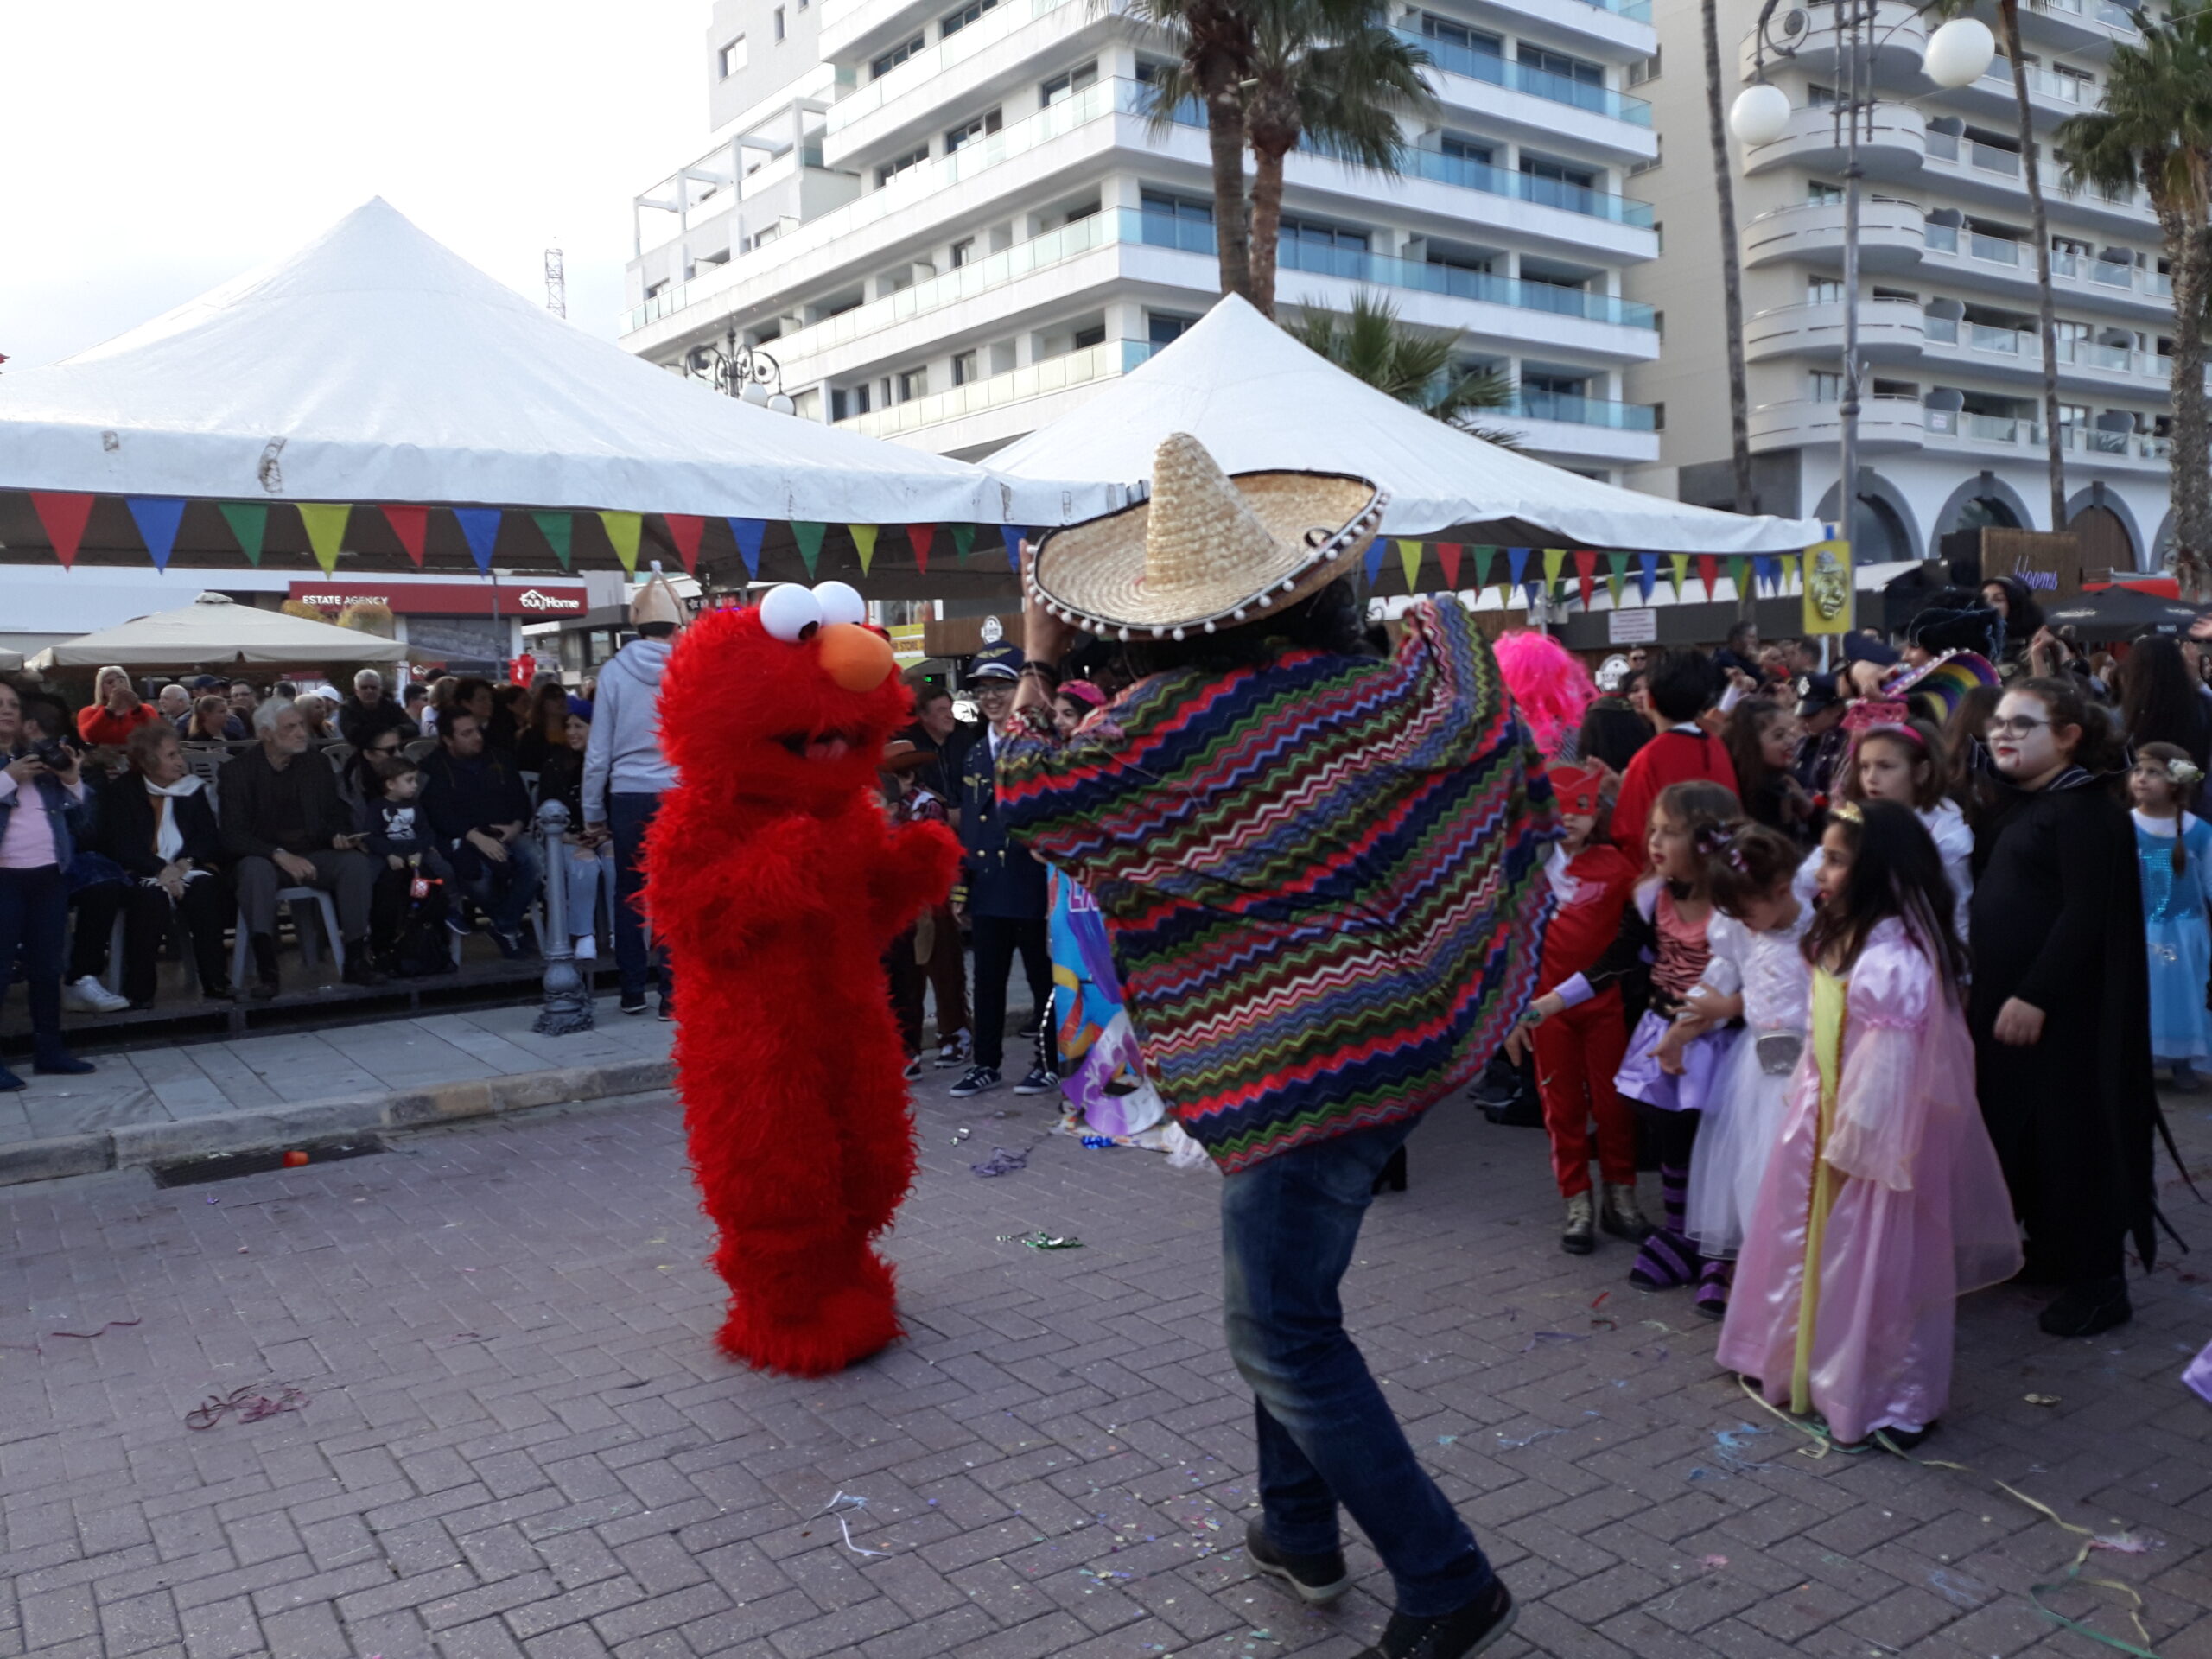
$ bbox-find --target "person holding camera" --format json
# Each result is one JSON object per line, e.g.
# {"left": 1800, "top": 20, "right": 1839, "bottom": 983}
{"left": 0, "top": 680, "right": 98, "bottom": 1089}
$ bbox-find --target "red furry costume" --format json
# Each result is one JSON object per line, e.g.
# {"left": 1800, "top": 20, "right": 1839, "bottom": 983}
{"left": 644, "top": 583, "right": 961, "bottom": 1376}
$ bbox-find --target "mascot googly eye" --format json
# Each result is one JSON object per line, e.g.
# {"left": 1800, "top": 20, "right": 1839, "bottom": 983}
{"left": 760, "top": 583, "right": 824, "bottom": 643}
{"left": 812, "top": 582, "right": 867, "bottom": 629}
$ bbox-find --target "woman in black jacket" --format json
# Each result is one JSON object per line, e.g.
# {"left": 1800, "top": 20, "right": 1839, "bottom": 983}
{"left": 84, "top": 722, "right": 235, "bottom": 1005}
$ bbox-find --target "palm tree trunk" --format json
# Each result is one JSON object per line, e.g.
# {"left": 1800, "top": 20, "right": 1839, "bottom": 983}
{"left": 1702, "top": 0, "right": 1754, "bottom": 532}
{"left": 1205, "top": 86, "right": 1254, "bottom": 303}
{"left": 1247, "top": 148, "right": 1287, "bottom": 320}
{"left": 2170, "top": 219, "right": 2212, "bottom": 597}
{"left": 2003, "top": 0, "right": 2067, "bottom": 530}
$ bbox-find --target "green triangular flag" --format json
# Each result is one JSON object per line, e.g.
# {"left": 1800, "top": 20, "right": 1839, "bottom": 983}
{"left": 850, "top": 524, "right": 879, "bottom": 575}
{"left": 1396, "top": 539, "right": 1423, "bottom": 592}
{"left": 598, "top": 511, "right": 642, "bottom": 576}
{"left": 951, "top": 524, "right": 976, "bottom": 562}
{"left": 1475, "top": 545, "right": 1503, "bottom": 596}
{"left": 1541, "top": 548, "right": 1566, "bottom": 597}
{"left": 791, "top": 521, "right": 827, "bottom": 577}
{"left": 532, "top": 511, "right": 574, "bottom": 571}
{"left": 1605, "top": 551, "right": 1627, "bottom": 607}
{"left": 1669, "top": 553, "right": 1689, "bottom": 600}
{"left": 219, "top": 502, "right": 267, "bottom": 567}
{"left": 1727, "top": 556, "right": 1748, "bottom": 601}
{"left": 298, "top": 503, "right": 350, "bottom": 575}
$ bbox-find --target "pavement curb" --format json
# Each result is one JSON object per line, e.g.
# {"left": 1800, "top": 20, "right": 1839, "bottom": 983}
{"left": 0, "top": 1056, "right": 675, "bottom": 1187}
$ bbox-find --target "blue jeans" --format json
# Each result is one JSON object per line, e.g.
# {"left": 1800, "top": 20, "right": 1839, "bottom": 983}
{"left": 607, "top": 792, "right": 665, "bottom": 1000}
{"left": 458, "top": 833, "right": 543, "bottom": 937}
{"left": 1222, "top": 1116, "right": 1493, "bottom": 1618}
{"left": 0, "top": 864, "right": 71, "bottom": 1062}
{"left": 562, "top": 837, "right": 617, "bottom": 939}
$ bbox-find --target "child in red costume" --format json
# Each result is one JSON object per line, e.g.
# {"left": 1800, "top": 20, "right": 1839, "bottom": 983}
{"left": 1507, "top": 764, "right": 1646, "bottom": 1255}
{"left": 645, "top": 582, "right": 960, "bottom": 1377}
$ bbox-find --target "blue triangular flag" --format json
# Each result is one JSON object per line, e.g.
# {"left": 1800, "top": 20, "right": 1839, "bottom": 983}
{"left": 1001, "top": 524, "right": 1032, "bottom": 575}
{"left": 126, "top": 497, "right": 187, "bottom": 572}
{"left": 1637, "top": 552, "right": 1657, "bottom": 602}
{"left": 727, "top": 518, "right": 766, "bottom": 580}
{"left": 454, "top": 507, "right": 502, "bottom": 573}
{"left": 1754, "top": 555, "right": 1777, "bottom": 595}
{"left": 1507, "top": 548, "right": 1529, "bottom": 594}
{"left": 1361, "top": 537, "right": 1385, "bottom": 586}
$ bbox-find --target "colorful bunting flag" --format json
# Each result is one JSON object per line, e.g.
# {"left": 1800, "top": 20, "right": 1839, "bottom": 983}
{"left": 219, "top": 502, "right": 267, "bottom": 568}
{"left": 1637, "top": 552, "right": 1657, "bottom": 602}
{"left": 1727, "top": 555, "right": 1748, "bottom": 601}
{"left": 1605, "top": 551, "right": 1628, "bottom": 607}
{"left": 1696, "top": 555, "right": 1719, "bottom": 600}
{"left": 1362, "top": 537, "right": 1386, "bottom": 587}
{"left": 951, "top": 524, "right": 976, "bottom": 563}
{"left": 599, "top": 511, "right": 643, "bottom": 577}
{"left": 454, "top": 507, "right": 503, "bottom": 575}
{"left": 31, "top": 492, "right": 94, "bottom": 569}
{"left": 663, "top": 513, "right": 705, "bottom": 575}
{"left": 125, "top": 497, "right": 186, "bottom": 573}
{"left": 1000, "top": 524, "right": 1028, "bottom": 575}
{"left": 1573, "top": 550, "right": 1597, "bottom": 610}
{"left": 850, "top": 524, "right": 880, "bottom": 575}
{"left": 906, "top": 524, "right": 935, "bottom": 575}
{"left": 1669, "top": 553, "right": 1689, "bottom": 600}
{"left": 1753, "top": 556, "right": 1777, "bottom": 594}
{"left": 299, "top": 504, "right": 352, "bottom": 575}
{"left": 384, "top": 505, "right": 429, "bottom": 568}
{"left": 1507, "top": 548, "right": 1529, "bottom": 597}
{"left": 1780, "top": 552, "right": 1801, "bottom": 588}
{"left": 530, "top": 511, "right": 572, "bottom": 572}
{"left": 791, "top": 521, "right": 827, "bottom": 578}
{"left": 1397, "top": 539, "right": 1423, "bottom": 591}
{"left": 1473, "top": 545, "right": 1502, "bottom": 596}
{"left": 1436, "top": 542, "right": 1463, "bottom": 590}
{"left": 1541, "top": 548, "right": 1565, "bottom": 600}
{"left": 728, "top": 518, "right": 766, "bottom": 580}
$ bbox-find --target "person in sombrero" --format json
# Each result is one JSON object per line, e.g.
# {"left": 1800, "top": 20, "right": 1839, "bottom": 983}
{"left": 996, "top": 433, "right": 1555, "bottom": 1659}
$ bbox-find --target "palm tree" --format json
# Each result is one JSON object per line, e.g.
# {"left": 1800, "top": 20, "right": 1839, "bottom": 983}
{"left": 1288, "top": 290, "right": 1521, "bottom": 444}
{"left": 1996, "top": 0, "right": 2067, "bottom": 528}
{"left": 1242, "top": 0, "right": 1433, "bottom": 318}
{"left": 1703, "top": 0, "right": 1755, "bottom": 523}
{"left": 2057, "top": 3, "right": 2212, "bottom": 593}
{"left": 1124, "top": 0, "right": 1260, "bottom": 302}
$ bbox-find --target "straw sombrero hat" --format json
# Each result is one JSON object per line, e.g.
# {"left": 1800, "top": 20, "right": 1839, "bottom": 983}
{"left": 1027, "top": 433, "right": 1385, "bottom": 641}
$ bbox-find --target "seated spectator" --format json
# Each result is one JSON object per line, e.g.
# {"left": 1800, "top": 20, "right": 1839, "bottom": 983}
{"left": 450, "top": 677, "right": 506, "bottom": 751}
{"left": 340, "top": 668, "right": 414, "bottom": 749}
{"left": 227, "top": 681, "right": 260, "bottom": 725}
{"left": 540, "top": 709, "right": 613, "bottom": 958}
{"left": 0, "top": 679, "right": 95, "bottom": 1087}
{"left": 357, "top": 753, "right": 453, "bottom": 969}
{"left": 338, "top": 726, "right": 407, "bottom": 819}
{"left": 515, "top": 684, "right": 571, "bottom": 774}
{"left": 76, "top": 665, "right": 160, "bottom": 747}
{"left": 219, "top": 698, "right": 385, "bottom": 997}
{"left": 421, "top": 675, "right": 459, "bottom": 739}
{"left": 296, "top": 690, "right": 339, "bottom": 745}
{"left": 74, "top": 723, "right": 234, "bottom": 1007}
{"left": 493, "top": 683, "right": 531, "bottom": 752}
{"left": 419, "top": 709, "right": 541, "bottom": 957}
{"left": 156, "top": 683, "right": 193, "bottom": 728}
{"left": 182, "top": 694, "right": 245, "bottom": 743}
{"left": 401, "top": 683, "right": 429, "bottom": 731}
{"left": 274, "top": 681, "right": 299, "bottom": 700}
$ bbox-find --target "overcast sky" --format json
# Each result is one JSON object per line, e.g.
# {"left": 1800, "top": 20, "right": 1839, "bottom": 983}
{"left": 0, "top": 1, "right": 711, "bottom": 367}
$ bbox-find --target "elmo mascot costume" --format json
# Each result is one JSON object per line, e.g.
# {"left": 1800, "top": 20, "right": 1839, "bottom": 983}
{"left": 645, "top": 579, "right": 960, "bottom": 1376}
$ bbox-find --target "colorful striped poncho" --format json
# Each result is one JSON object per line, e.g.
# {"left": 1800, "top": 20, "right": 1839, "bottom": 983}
{"left": 997, "top": 596, "right": 1557, "bottom": 1172}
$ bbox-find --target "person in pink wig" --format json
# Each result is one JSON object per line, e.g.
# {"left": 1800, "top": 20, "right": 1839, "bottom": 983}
{"left": 1493, "top": 632, "right": 1596, "bottom": 762}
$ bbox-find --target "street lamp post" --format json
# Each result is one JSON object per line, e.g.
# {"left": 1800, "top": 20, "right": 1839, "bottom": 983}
{"left": 1730, "top": 2, "right": 1994, "bottom": 611}
{"left": 687, "top": 327, "right": 798, "bottom": 415}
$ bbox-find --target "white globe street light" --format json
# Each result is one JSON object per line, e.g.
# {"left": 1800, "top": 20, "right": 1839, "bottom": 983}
{"left": 1923, "top": 16, "right": 1997, "bottom": 88}
{"left": 1729, "top": 82, "right": 1793, "bottom": 146}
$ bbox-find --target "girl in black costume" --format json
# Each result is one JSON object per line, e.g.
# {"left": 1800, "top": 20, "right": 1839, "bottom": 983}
{"left": 1969, "top": 677, "right": 2158, "bottom": 1337}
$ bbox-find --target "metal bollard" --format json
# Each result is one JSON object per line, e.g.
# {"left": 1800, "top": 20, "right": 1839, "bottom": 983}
{"left": 533, "top": 798, "right": 595, "bottom": 1035}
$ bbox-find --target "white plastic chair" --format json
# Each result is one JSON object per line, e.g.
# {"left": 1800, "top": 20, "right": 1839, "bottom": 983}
{"left": 230, "top": 887, "right": 346, "bottom": 986}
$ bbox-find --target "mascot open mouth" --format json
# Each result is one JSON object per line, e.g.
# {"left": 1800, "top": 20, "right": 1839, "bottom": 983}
{"left": 779, "top": 730, "right": 863, "bottom": 761}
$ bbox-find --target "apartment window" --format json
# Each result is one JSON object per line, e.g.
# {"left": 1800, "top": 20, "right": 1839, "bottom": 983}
{"left": 1279, "top": 214, "right": 1368, "bottom": 251}
{"left": 831, "top": 384, "right": 872, "bottom": 420}
{"left": 870, "top": 34, "right": 923, "bottom": 76}
{"left": 1653, "top": 309, "right": 1664, "bottom": 340}
{"left": 1420, "top": 14, "right": 1503, "bottom": 55}
{"left": 1809, "top": 371, "right": 1844, "bottom": 402}
{"left": 1141, "top": 190, "right": 1213, "bottom": 251}
{"left": 1809, "top": 276, "right": 1843, "bottom": 303}
{"left": 1808, "top": 180, "right": 1843, "bottom": 203}
{"left": 1629, "top": 135, "right": 1662, "bottom": 175}
{"left": 1440, "top": 134, "right": 1493, "bottom": 165}
{"left": 950, "top": 237, "right": 976, "bottom": 267}
{"left": 2058, "top": 401, "right": 2091, "bottom": 428}
{"left": 718, "top": 35, "right": 747, "bottom": 77}
{"left": 940, "top": 0, "right": 1000, "bottom": 36}
{"left": 1041, "top": 62, "right": 1098, "bottom": 105}
{"left": 896, "top": 367, "right": 929, "bottom": 402}
{"left": 1808, "top": 83, "right": 1836, "bottom": 106}
{"left": 1628, "top": 51, "right": 1661, "bottom": 85}
{"left": 2052, "top": 62, "right": 2095, "bottom": 98}
{"left": 876, "top": 145, "right": 929, "bottom": 186}
{"left": 1148, "top": 312, "right": 1200, "bottom": 346}
{"left": 1652, "top": 401, "right": 1666, "bottom": 430}
{"left": 1427, "top": 246, "right": 1491, "bottom": 273}
{"left": 944, "top": 109, "right": 1003, "bottom": 152}
{"left": 643, "top": 279, "right": 667, "bottom": 300}
{"left": 1073, "top": 324, "right": 1107, "bottom": 350}
{"left": 773, "top": 7, "right": 785, "bottom": 41}
{"left": 1517, "top": 45, "right": 1603, "bottom": 86}
{"left": 951, "top": 350, "right": 979, "bottom": 385}
{"left": 1654, "top": 221, "right": 1662, "bottom": 251}
{"left": 1520, "top": 154, "right": 1597, "bottom": 190}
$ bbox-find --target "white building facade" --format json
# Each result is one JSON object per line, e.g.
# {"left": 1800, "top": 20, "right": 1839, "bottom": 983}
{"left": 620, "top": 0, "right": 1668, "bottom": 477}
{"left": 1624, "top": 0, "right": 2184, "bottom": 572}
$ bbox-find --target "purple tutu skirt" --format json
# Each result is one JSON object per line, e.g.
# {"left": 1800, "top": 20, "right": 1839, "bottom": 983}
{"left": 1613, "top": 1010, "right": 1738, "bottom": 1114}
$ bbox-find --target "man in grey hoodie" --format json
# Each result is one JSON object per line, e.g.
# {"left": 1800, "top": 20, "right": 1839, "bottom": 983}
{"left": 583, "top": 571, "right": 683, "bottom": 1017}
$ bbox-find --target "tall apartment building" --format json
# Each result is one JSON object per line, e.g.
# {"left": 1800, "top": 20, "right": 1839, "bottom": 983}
{"left": 620, "top": 0, "right": 1666, "bottom": 479}
{"left": 1626, "top": 0, "right": 2180, "bottom": 571}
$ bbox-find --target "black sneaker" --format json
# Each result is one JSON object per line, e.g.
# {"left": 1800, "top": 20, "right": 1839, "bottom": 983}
{"left": 1359, "top": 1579, "right": 1516, "bottom": 1659}
{"left": 2038, "top": 1276, "right": 2132, "bottom": 1338}
{"left": 903, "top": 1056, "right": 925, "bottom": 1081}
{"left": 949, "top": 1065, "right": 1001, "bottom": 1098}
{"left": 1012, "top": 1065, "right": 1057, "bottom": 1096}
{"left": 657, "top": 992, "right": 675, "bottom": 1022}
{"left": 342, "top": 957, "right": 389, "bottom": 988}
{"left": 1245, "top": 1520, "right": 1350, "bottom": 1605}
{"left": 935, "top": 1032, "right": 972, "bottom": 1068}
{"left": 620, "top": 992, "right": 648, "bottom": 1016}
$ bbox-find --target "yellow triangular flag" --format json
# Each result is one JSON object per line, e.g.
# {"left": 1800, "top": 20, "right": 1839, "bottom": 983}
{"left": 297, "top": 503, "right": 350, "bottom": 575}
{"left": 1669, "top": 553, "right": 1689, "bottom": 599}
{"left": 851, "top": 524, "right": 879, "bottom": 576}
{"left": 1396, "top": 539, "right": 1423, "bottom": 591}
{"left": 599, "top": 511, "right": 642, "bottom": 576}
{"left": 1780, "top": 552, "right": 1801, "bottom": 588}
{"left": 1541, "top": 548, "right": 1566, "bottom": 595}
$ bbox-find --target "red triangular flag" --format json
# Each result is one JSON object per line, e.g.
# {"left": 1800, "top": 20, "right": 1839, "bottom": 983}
{"left": 382, "top": 505, "right": 429, "bottom": 567}
{"left": 1435, "top": 542, "right": 1463, "bottom": 590}
{"left": 31, "top": 492, "right": 95, "bottom": 569}
{"left": 1696, "top": 554, "right": 1719, "bottom": 599}
{"left": 1573, "top": 550, "right": 1598, "bottom": 610}
{"left": 906, "top": 524, "right": 935, "bottom": 575}
{"left": 663, "top": 513, "right": 705, "bottom": 575}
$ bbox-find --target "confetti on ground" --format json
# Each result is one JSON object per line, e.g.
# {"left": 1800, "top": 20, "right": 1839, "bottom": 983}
{"left": 2089, "top": 1530, "right": 2162, "bottom": 1554}
{"left": 1698, "top": 1554, "right": 1729, "bottom": 1568}
{"left": 2024, "top": 1393, "right": 2062, "bottom": 1406}
{"left": 971, "top": 1147, "right": 1028, "bottom": 1177}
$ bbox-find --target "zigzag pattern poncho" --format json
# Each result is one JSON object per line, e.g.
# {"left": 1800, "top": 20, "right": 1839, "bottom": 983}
{"left": 997, "top": 595, "right": 1557, "bottom": 1172}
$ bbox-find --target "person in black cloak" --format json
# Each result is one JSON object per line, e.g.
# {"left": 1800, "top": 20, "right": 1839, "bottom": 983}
{"left": 1969, "top": 676, "right": 2160, "bottom": 1337}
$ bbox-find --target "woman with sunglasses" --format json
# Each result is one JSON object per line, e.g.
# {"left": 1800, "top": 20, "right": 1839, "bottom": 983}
{"left": 1969, "top": 677, "right": 2159, "bottom": 1339}
{"left": 338, "top": 728, "right": 408, "bottom": 819}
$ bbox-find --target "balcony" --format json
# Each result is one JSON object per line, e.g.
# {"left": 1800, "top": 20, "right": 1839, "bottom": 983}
{"left": 1919, "top": 219, "right": 2170, "bottom": 317}
{"left": 1400, "top": 146, "right": 1653, "bottom": 226}
{"left": 1749, "top": 395, "right": 1929, "bottom": 453}
{"left": 827, "top": 0, "right": 1078, "bottom": 139}
{"left": 1503, "top": 390, "right": 1657, "bottom": 429}
{"left": 1740, "top": 197, "right": 1928, "bottom": 273}
{"left": 1923, "top": 124, "right": 2152, "bottom": 232}
{"left": 835, "top": 338, "right": 1151, "bottom": 438}
{"left": 1738, "top": 0, "right": 1926, "bottom": 82}
{"left": 1401, "top": 29, "right": 1652, "bottom": 126}
{"left": 1744, "top": 298, "right": 1926, "bottom": 363}
{"left": 1739, "top": 101, "right": 1925, "bottom": 181}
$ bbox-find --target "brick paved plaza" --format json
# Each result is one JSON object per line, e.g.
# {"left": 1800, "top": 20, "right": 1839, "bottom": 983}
{"left": 2, "top": 1077, "right": 2208, "bottom": 1659}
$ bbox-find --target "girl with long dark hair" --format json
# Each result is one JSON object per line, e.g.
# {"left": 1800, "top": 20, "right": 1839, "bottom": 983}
{"left": 2127, "top": 741, "right": 2212, "bottom": 1087}
{"left": 1718, "top": 800, "right": 2018, "bottom": 1449}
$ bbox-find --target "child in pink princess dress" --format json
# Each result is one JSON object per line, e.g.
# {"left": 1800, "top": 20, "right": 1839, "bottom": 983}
{"left": 1718, "top": 799, "right": 2021, "bottom": 1449}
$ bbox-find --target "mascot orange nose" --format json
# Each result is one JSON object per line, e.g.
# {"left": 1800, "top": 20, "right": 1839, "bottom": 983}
{"left": 817, "top": 621, "right": 895, "bottom": 691}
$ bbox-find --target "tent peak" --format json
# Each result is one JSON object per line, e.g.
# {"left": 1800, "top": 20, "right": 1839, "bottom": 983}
{"left": 194, "top": 592, "right": 237, "bottom": 606}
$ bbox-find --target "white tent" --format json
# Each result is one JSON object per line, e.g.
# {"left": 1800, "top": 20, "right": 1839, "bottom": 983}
{"left": 29, "top": 593, "right": 410, "bottom": 671}
{"left": 0, "top": 199, "right": 1091, "bottom": 536}
{"left": 988, "top": 296, "right": 1823, "bottom": 554}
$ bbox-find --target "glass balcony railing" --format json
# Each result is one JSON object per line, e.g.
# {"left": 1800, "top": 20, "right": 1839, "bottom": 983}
{"left": 1983, "top": 62, "right": 2094, "bottom": 104}
{"left": 1960, "top": 411, "right": 2044, "bottom": 443}
{"left": 1504, "top": 390, "right": 1658, "bottom": 429}
{"left": 1969, "top": 321, "right": 2024, "bottom": 352}
{"left": 1926, "top": 130, "right": 1959, "bottom": 161}
{"left": 827, "top": 0, "right": 1079, "bottom": 132}
{"left": 1924, "top": 222, "right": 1959, "bottom": 253}
{"left": 1970, "top": 232, "right": 2024, "bottom": 264}
{"left": 1925, "top": 315, "right": 1960, "bottom": 341}
{"left": 1968, "top": 139, "right": 2022, "bottom": 175}
{"left": 1400, "top": 30, "right": 1652, "bottom": 125}
{"left": 1399, "top": 147, "right": 1654, "bottom": 225}
{"left": 834, "top": 339, "right": 1152, "bottom": 437}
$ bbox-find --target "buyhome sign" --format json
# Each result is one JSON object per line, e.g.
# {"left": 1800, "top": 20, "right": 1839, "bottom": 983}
{"left": 287, "top": 581, "right": 586, "bottom": 617}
